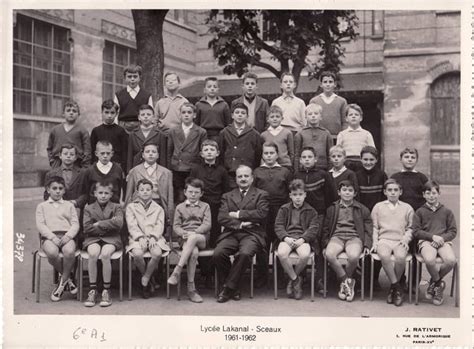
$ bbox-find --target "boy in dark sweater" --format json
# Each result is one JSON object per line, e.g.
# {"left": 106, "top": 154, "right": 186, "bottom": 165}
{"left": 253, "top": 141, "right": 293, "bottom": 287}
{"left": 391, "top": 147, "right": 429, "bottom": 212}
{"left": 195, "top": 77, "right": 231, "bottom": 143}
{"left": 219, "top": 103, "right": 263, "bottom": 187}
{"left": 329, "top": 145, "right": 359, "bottom": 197}
{"left": 114, "top": 65, "right": 153, "bottom": 134}
{"left": 412, "top": 180, "right": 457, "bottom": 306}
{"left": 90, "top": 99, "right": 128, "bottom": 174}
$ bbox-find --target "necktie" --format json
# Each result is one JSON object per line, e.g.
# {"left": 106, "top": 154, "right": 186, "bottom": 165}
{"left": 241, "top": 190, "right": 247, "bottom": 198}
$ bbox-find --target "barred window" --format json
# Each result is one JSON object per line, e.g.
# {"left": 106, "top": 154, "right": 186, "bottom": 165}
{"left": 13, "top": 14, "right": 71, "bottom": 116}
{"left": 102, "top": 41, "right": 137, "bottom": 100}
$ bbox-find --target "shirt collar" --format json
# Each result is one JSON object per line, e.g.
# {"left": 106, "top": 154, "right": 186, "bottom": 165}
{"left": 244, "top": 94, "right": 256, "bottom": 103}
{"left": 383, "top": 200, "right": 400, "bottom": 207}
{"left": 283, "top": 93, "right": 295, "bottom": 99}
{"left": 268, "top": 125, "right": 283, "bottom": 132}
{"left": 97, "top": 161, "right": 112, "bottom": 172}
{"left": 261, "top": 163, "right": 281, "bottom": 168}
{"left": 347, "top": 126, "right": 363, "bottom": 132}
{"left": 185, "top": 200, "right": 201, "bottom": 207}
{"left": 61, "top": 165, "right": 73, "bottom": 171}
{"left": 182, "top": 123, "right": 193, "bottom": 131}
{"left": 144, "top": 162, "right": 157, "bottom": 170}
{"left": 127, "top": 85, "right": 140, "bottom": 93}
{"left": 164, "top": 93, "right": 184, "bottom": 100}
{"left": 47, "top": 197, "right": 64, "bottom": 204}
{"left": 233, "top": 123, "right": 246, "bottom": 131}
{"left": 329, "top": 166, "right": 347, "bottom": 175}
{"left": 426, "top": 202, "right": 440, "bottom": 211}
{"left": 339, "top": 200, "right": 353, "bottom": 208}
{"left": 401, "top": 169, "right": 418, "bottom": 173}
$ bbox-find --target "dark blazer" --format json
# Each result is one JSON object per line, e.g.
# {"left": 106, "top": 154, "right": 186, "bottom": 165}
{"left": 44, "top": 166, "right": 88, "bottom": 209}
{"left": 127, "top": 128, "right": 167, "bottom": 172}
{"left": 167, "top": 124, "right": 207, "bottom": 171}
{"left": 231, "top": 96, "right": 269, "bottom": 133}
{"left": 217, "top": 186, "right": 269, "bottom": 247}
{"left": 82, "top": 201, "right": 124, "bottom": 249}
{"left": 321, "top": 200, "right": 373, "bottom": 249}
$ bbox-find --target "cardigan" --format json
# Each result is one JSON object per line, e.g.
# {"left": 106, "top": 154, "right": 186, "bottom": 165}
{"left": 253, "top": 165, "right": 292, "bottom": 206}
{"left": 294, "top": 125, "right": 333, "bottom": 170}
{"left": 390, "top": 171, "right": 429, "bottom": 211}
{"left": 309, "top": 94, "right": 348, "bottom": 135}
{"left": 83, "top": 162, "right": 123, "bottom": 204}
{"left": 356, "top": 167, "right": 388, "bottom": 211}
{"left": 219, "top": 124, "right": 263, "bottom": 172}
{"left": 371, "top": 200, "right": 414, "bottom": 245}
{"left": 294, "top": 166, "right": 337, "bottom": 214}
{"left": 47, "top": 123, "right": 91, "bottom": 167}
{"left": 90, "top": 124, "right": 128, "bottom": 172}
{"left": 173, "top": 200, "right": 212, "bottom": 238}
{"left": 412, "top": 204, "right": 457, "bottom": 243}
{"left": 82, "top": 201, "right": 124, "bottom": 249}
{"left": 260, "top": 127, "right": 294, "bottom": 167}
{"left": 44, "top": 165, "right": 88, "bottom": 209}
{"left": 36, "top": 199, "right": 79, "bottom": 240}
{"left": 167, "top": 123, "right": 207, "bottom": 171}
{"left": 274, "top": 202, "right": 319, "bottom": 243}
{"left": 231, "top": 95, "right": 269, "bottom": 133}
{"left": 189, "top": 161, "right": 230, "bottom": 205}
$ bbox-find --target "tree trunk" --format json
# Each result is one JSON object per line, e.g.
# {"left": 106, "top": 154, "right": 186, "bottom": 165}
{"left": 131, "top": 10, "right": 168, "bottom": 103}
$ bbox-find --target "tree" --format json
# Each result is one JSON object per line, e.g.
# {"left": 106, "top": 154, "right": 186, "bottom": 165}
{"left": 131, "top": 10, "right": 169, "bottom": 101}
{"left": 207, "top": 10, "right": 358, "bottom": 87}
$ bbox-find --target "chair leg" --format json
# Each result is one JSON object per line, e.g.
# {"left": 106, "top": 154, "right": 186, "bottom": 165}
{"left": 177, "top": 274, "right": 181, "bottom": 301}
{"left": 273, "top": 253, "right": 278, "bottom": 300}
{"left": 119, "top": 256, "right": 123, "bottom": 302}
{"left": 369, "top": 256, "right": 374, "bottom": 301}
{"left": 250, "top": 257, "right": 254, "bottom": 299}
{"left": 310, "top": 257, "right": 315, "bottom": 302}
{"left": 450, "top": 263, "right": 455, "bottom": 297}
{"left": 166, "top": 256, "right": 170, "bottom": 299}
{"left": 128, "top": 254, "right": 132, "bottom": 301}
{"left": 32, "top": 251, "right": 37, "bottom": 293}
{"left": 35, "top": 255, "right": 41, "bottom": 303}
{"left": 323, "top": 255, "right": 327, "bottom": 298}
{"left": 454, "top": 263, "right": 459, "bottom": 308}
{"left": 415, "top": 261, "right": 420, "bottom": 305}
{"left": 214, "top": 267, "right": 218, "bottom": 298}
{"left": 78, "top": 256, "right": 83, "bottom": 302}
{"left": 408, "top": 259, "right": 412, "bottom": 304}
{"left": 361, "top": 256, "right": 365, "bottom": 301}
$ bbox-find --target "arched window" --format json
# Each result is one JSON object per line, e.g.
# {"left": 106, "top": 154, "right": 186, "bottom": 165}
{"left": 430, "top": 72, "right": 460, "bottom": 184}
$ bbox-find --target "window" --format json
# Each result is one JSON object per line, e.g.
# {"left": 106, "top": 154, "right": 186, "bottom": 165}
{"left": 167, "top": 10, "right": 189, "bottom": 25}
{"left": 371, "top": 11, "right": 384, "bottom": 37}
{"left": 13, "top": 14, "right": 71, "bottom": 116}
{"left": 102, "top": 41, "right": 137, "bottom": 100}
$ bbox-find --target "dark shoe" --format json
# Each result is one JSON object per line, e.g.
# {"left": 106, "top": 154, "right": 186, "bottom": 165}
{"left": 425, "top": 279, "right": 436, "bottom": 300}
{"left": 393, "top": 285, "right": 404, "bottom": 307}
{"left": 345, "top": 278, "right": 356, "bottom": 302}
{"left": 142, "top": 284, "right": 150, "bottom": 299}
{"left": 432, "top": 280, "right": 446, "bottom": 306}
{"left": 293, "top": 276, "right": 303, "bottom": 300}
{"left": 386, "top": 286, "right": 394, "bottom": 304}
{"left": 286, "top": 279, "right": 294, "bottom": 298}
{"left": 217, "top": 287, "right": 233, "bottom": 303}
{"left": 232, "top": 290, "right": 241, "bottom": 301}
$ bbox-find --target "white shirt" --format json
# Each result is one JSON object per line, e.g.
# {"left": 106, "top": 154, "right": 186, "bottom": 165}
{"left": 113, "top": 85, "right": 153, "bottom": 107}
{"left": 182, "top": 123, "right": 193, "bottom": 138}
{"left": 268, "top": 125, "right": 283, "bottom": 136}
{"left": 329, "top": 165, "right": 347, "bottom": 178}
{"left": 96, "top": 162, "right": 113, "bottom": 175}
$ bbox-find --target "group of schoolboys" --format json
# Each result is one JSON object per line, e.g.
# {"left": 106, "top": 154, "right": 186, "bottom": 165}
{"left": 36, "top": 65, "right": 457, "bottom": 309}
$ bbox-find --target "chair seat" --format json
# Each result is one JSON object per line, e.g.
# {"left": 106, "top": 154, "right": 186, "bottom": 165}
{"left": 37, "top": 249, "right": 81, "bottom": 259}
{"left": 274, "top": 250, "right": 315, "bottom": 264}
{"left": 81, "top": 250, "right": 123, "bottom": 260}
{"left": 371, "top": 252, "right": 412, "bottom": 262}
{"left": 415, "top": 253, "right": 449, "bottom": 264}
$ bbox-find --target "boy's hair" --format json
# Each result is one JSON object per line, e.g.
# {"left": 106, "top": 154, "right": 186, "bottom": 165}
{"left": 94, "top": 181, "right": 114, "bottom": 192}
{"left": 423, "top": 180, "right": 440, "bottom": 193}
{"left": 141, "top": 141, "right": 159, "bottom": 153}
{"left": 184, "top": 177, "right": 204, "bottom": 190}
{"left": 360, "top": 145, "right": 378, "bottom": 159}
{"left": 180, "top": 102, "right": 196, "bottom": 113}
{"left": 164, "top": 71, "right": 180, "bottom": 83}
{"left": 138, "top": 104, "right": 154, "bottom": 114}
{"left": 345, "top": 103, "right": 363, "bottom": 118}
{"left": 200, "top": 139, "right": 219, "bottom": 151}
{"left": 267, "top": 105, "right": 283, "bottom": 117}
{"left": 242, "top": 72, "right": 258, "bottom": 83}
{"left": 399, "top": 147, "right": 419, "bottom": 159}
{"left": 136, "top": 178, "right": 153, "bottom": 190}
{"left": 306, "top": 103, "right": 323, "bottom": 114}
{"left": 231, "top": 102, "right": 248, "bottom": 114}
{"left": 63, "top": 100, "right": 80, "bottom": 114}
{"left": 338, "top": 179, "right": 355, "bottom": 192}
{"left": 300, "top": 146, "right": 317, "bottom": 157}
{"left": 60, "top": 143, "right": 77, "bottom": 155}
{"left": 329, "top": 144, "right": 346, "bottom": 157}
{"left": 96, "top": 140, "right": 114, "bottom": 150}
{"left": 383, "top": 178, "right": 402, "bottom": 190}
{"left": 101, "top": 99, "right": 119, "bottom": 113}
{"left": 319, "top": 70, "right": 337, "bottom": 82}
{"left": 45, "top": 175, "right": 66, "bottom": 189}
{"left": 262, "top": 141, "right": 279, "bottom": 154}
{"left": 280, "top": 72, "right": 295, "bottom": 83}
{"left": 289, "top": 179, "right": 306, "bottom": 192}
{"left": 204, "top": 76, "right": 218, "bottom": 84}
{"left": 123, "top": 64, "right": 142, "bottom": 77}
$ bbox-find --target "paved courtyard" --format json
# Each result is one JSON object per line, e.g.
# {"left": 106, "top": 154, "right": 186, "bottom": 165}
{"left": 12, "top": 186, "right": 460, "bottom": 317}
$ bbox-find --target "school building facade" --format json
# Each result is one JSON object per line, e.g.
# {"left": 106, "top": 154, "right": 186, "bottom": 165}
{"left": 12, "top": 9, "right": 460, "bottom": 188}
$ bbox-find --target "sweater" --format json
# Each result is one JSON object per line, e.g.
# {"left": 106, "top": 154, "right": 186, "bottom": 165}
{"left": 116, "top": 87, "right": 152, "bottom": 122}
{"left": 189, "top": 161, "right": 230, "bottom": 205}
{"left": 154, "top": 94, "right": 188, "bottom": 132}
{"left": 253, "top": 165, "right": 293, "bottom": 206}
{"left": 294, "top": 166, "right": 337, "bottom": 214}
{"left": 83, "top": 162, "right": 124, "bottom": 204}
{"left": 309, "top": 94, "right": 347, "bottom": 135}
{"left": 412, "top": 204, "right": 457, "bottom": 243}
{"left": 260, "top": 127, "right": 294, "bottom": 167}
{"left": 90, "top": 124, "right": 128, "bottom": 173}
{"left": 219, "top": 124, "right": 263, "bottom": 172}
{"left": 271, "top": 95, "right": 306, "bottom": 132}
{"left": 274, "top": 202, "right": 319, "bottom": 242}
{"left": 294, "top": 126, "right": 333, "bottom": 170}
{"left": 330, "top": 167, "right": 359, "bottom": 197}
{"left": 195, "top": 96, "right": 231, "bottom": 135}
{"left": 336, "top": 127, "right": 375, "bottom": 158}
{"left": 173, "top": 200, "right": 212, "bottom": 238}
{"left": 47, "top": 123, "right": 91, "bottom": 167}
{"left": 371, "top": 200, "right": 414, "bottom": 245}
{"left": 356, "top": 167, "right": 388, "bottom": 211}
{"left": 390, "top": 171, "right": 428, "bottom": 211}
{"left": 36, "top": 199, "right": 79, "bottom": 240}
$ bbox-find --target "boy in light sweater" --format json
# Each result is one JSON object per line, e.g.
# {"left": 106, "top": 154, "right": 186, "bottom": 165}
{"left": 371, "top": 179, "right": 414, "bottom": 306}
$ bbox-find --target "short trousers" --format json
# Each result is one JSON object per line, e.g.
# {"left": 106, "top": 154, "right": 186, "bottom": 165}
{"left": 178, "top": 233, "right": 209, "bottom": 249}
{"left": 329, "top": 235, "right": 362, "bottom": 250}
{"left": 378, "top": 239, "right": 403, "bottom": 251}
{"left": 40, "top": 230, "right": 67, "bottom": 243}
{"left": 418, "top": 239, "right": 452, "bottom": 252}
